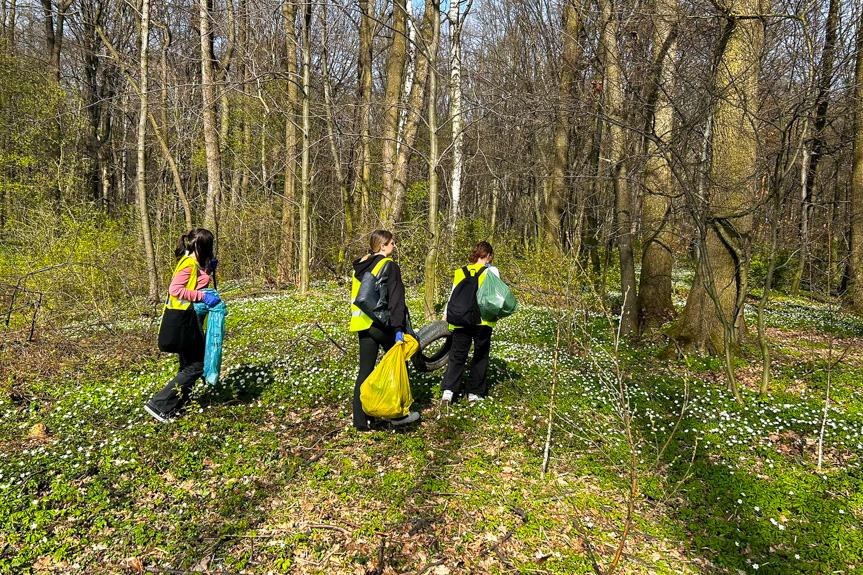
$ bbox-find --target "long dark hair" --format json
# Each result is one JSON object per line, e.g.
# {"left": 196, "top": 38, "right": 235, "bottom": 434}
{"left": 175, "top": 228, "right": 214, "bottom": 269}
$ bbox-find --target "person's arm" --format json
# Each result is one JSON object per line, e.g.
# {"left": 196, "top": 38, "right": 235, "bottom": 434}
{"left": 387, "top": 262, "right": 407, "bottom": 332}
{"left": 169, "top": 267, "right": 207, "bottom": 302}
{"left": 197, "top": 268, "right": 211, "bottom": 289}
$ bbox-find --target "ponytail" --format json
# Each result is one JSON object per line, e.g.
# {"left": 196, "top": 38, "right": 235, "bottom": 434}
{"left": 174, "top": 228, "right": 215, "bottom": 267}
{"left": 174, "top": 233, "right": 189, "bottom": 258}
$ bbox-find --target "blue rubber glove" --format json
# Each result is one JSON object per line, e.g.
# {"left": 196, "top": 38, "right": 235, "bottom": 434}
{"left": 395, "top": 331, "right": 405, "bottom": 344}
{"left": 206, "top": 258, "right": 219, "bottom": 274}
{"left": 202, "top": 292, "right": 221, "bottom": 307}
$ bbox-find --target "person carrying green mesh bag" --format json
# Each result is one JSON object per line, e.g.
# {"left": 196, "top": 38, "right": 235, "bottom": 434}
{"left": 439, "top": 241, "right": 516, "bottom": 408}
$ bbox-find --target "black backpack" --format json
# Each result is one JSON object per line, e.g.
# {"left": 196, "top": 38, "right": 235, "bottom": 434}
{"left": 446, "top": 266, "right": 486, "bottom": 326}
{"left": 353, "top": 259, "right": 392, "bottom": 326}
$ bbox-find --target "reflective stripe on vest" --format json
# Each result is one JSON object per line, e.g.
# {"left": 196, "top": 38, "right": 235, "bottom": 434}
{"left": 163, "top": 255, "right": 199, "bottom": 312}
{"left": 348, "top": 257, "right": 392, "bottom": 332}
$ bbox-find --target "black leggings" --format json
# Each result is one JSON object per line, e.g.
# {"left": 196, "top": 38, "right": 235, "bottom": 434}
{"left": 441, "top": 324, "right": 492, "bottom": 398}
{"left": 353, "top": 324, "right": 395, "bottom": 429}
{"left": 150, "top": 342, "right": 205, "bottom": 415}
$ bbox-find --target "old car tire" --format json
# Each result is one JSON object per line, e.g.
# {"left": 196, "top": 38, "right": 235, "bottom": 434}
{"left": 411, "top": 320, "right": 452, "bottom": 372}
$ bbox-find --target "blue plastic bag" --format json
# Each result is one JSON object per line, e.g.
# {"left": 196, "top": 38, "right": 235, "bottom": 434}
{"left": 194, "top": 288, "right": 227, "bottom": 385}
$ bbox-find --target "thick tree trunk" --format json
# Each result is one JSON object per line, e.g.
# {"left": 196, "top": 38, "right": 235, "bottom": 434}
{"left": 423, "top": 0, "right": 441, "bottom": 320}
{"left": 200, "top": 0, "right": 222, "bottom": 232}
{"left": 637, "top": 0, "right": 677, "bottom": 331}
{"left": 136, "top": 0, "right": 159, "bottom": 303}
{"left": 544, "top": 0, "right": 580, "bottom": 249}
{"left": 677, "top": 3, "right": 763, "bottom": 355}
{"left": 847, "top": 8, "right": 863, "bottom": 313}
{"left": 380, "top": 0, "right": 407, "bottom": 226}
{"left": 599, "top": 0, "right": 637, "bottom": 335}
{"left": 386, "top": 0, "right": 438, "bottom": 225}
{"left": 278, "top": 0, "right": 299, "bottom": 284}
{"left": 299, "top": 0, "right": 312, "bottom": 294}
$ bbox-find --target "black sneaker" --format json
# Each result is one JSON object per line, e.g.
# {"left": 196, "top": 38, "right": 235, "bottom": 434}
{"left": 144, "top": 402, "right": 174, "bottom": 423}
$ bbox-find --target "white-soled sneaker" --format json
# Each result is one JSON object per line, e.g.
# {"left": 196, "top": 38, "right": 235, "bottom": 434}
{"left": 388, "top": 411, "right": 420, "bottom": 427}
{"left": 144, "top": 403, "right": 173, "bottom": 423}
{"left": 440, "top": 390, "right": 454, "bottom": 409}
{"left": 468, "top": 394, "right": 485, "bottom": 404}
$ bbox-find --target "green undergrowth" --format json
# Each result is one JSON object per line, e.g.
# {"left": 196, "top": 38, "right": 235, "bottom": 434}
{"left": 0, "top": 283, "right": 861, "bottom": 574}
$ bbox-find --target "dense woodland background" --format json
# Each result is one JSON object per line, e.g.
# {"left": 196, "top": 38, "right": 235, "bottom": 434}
{"left": 3, "top": 0, "right": 863, "bottom": 360}
{"left": 3, "top": 1, "right": 863, "bottom": 572}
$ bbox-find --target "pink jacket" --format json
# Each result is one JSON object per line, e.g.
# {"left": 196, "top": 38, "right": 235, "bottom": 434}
{"left": 169, "top": 264, "right": 211, "bottom": 302}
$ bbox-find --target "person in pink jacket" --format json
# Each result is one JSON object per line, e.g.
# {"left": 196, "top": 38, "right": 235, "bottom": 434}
{"left": 145, "top": 228, "right": 220, "bottom": 422}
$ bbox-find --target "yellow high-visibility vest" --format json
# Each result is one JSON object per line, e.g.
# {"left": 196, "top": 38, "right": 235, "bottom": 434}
{"left": 164, "top": 255, "right": 199, "bottom": 311}
{"left": 349, "top": 257, "right": 393, "bottom": 332}
{"left": 448, "top": 263, "right": 497, "bottom": 329}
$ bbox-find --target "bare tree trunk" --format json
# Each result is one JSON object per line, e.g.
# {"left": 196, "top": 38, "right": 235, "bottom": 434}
{"left": 543, "top": 0, "right": 580, "bottom": 249}
{"left": 637, "top": 0, "right": 677, "bottom": 331}
{"left": 847, "top": 7, "right": 863, "bottom": 313}
{"left": 278, "top": 0, "right": 299, "bottom": 284}
{"left": 41, "top": 0, "right": 71, "bottom": 83}
{"left": 677, "top": 1, "right": 763, "bottom": 362}
{"left": 792, "top": 0, "right": 839, "bottom": 296}
{"left": 380, "top": 0, "right": 407, "bottom": 226}
{"left": 299, "top": 0, "right": 312, "bottom": 294}
{"left": 136, "top": 0, "right": 159, "bottom": 303}
{"left": 320, "top": 0, "right": 352, "bottom": 262}
{"left": 599, "top": 0, "right": 637, "bottom": 336}
{"left": 387, "top": 0, "right": 439, "bottom": 226}
{"left": 490, "top": 178, "right": 499, "bottom": 240}
{"left": 448, "top": 0, "right": 468, "bottom": 229}
{"left": 423, "top": 0, "right": 441, "bottom": 320}
{"left": 200, "top": 0, "right": 222, "bottom": 232}
{"left": 354, "top": 0, "right": 374, "bottom": 225}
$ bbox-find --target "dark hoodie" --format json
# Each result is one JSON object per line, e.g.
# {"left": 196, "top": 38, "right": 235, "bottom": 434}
{"left": 352, "top": 254, "right": 407, "bottom": 333}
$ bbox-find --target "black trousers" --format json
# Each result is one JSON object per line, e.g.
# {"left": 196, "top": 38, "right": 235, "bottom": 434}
{"left": 353, "top": 324, "right": 396, "bottom": 429}
{"left": 150, "top": 342, "right": 205, "bottom": 415}
{"left": 441, "top": 324, "right": 492, "bottom": 398}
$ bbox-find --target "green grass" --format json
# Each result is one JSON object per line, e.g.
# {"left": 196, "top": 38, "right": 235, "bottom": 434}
{"left": 0, "top": 282, "right": 861, "bottom": 574}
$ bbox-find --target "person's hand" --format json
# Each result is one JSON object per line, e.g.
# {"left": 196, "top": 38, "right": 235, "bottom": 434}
{"left": 202, "top": 292, "right": 221, "bottom": 307}
{"left": 206, "top": 258, "right": 219, "bottom": 273}
{"left": 395, "top": 331, "right": 405, "bottom": 344}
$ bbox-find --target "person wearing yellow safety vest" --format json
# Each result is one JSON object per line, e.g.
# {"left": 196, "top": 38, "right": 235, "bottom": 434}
{"left": 349, "top": 230, "right": 419, "bottom": 431}
{"left": 440, "top": 242, "right": 499, "bottom": 408}
{"left": 145, "top": 229, "right": 220, "bottom": 423}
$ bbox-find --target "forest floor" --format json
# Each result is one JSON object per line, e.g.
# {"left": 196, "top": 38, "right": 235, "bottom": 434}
{"left": 0, "top": 278, "right": 861, "bottom": 574}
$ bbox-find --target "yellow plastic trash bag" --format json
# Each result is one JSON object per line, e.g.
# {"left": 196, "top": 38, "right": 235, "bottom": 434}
{"left": 360, "top": 334, "right": 418, "bottom": 418}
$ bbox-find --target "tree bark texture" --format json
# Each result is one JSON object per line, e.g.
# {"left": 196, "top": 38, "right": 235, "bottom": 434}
{"left": 380, "top": 0, "right": 407, "bottom": 227}
{"left": 847, "top": 6, "right": 863, "bottom": 313}
{"left": 278, "top": 0, "right": 299, "bottom": 284}
{"left": 200, "top": 0, "right": 222, "bottom": 232}
{"left": 299, "top": 0, "right": 312, "bottom": 294}
{"left": 423, "top": 0, "right": 441, "bottom": 320}
{"left": 637, "top": 0, "right": 677, "bottom": 331}
{"left": 599, "top": 0, "right": 637, "bottom": 336}
{"left": 543, "top": 0, "right": 580, "bottom": 249}
{"left": 136, "top": 0, "right": 159, "bottom": 303}
{"left": 677, "top": 2, "right": 764, "bottom": 353}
